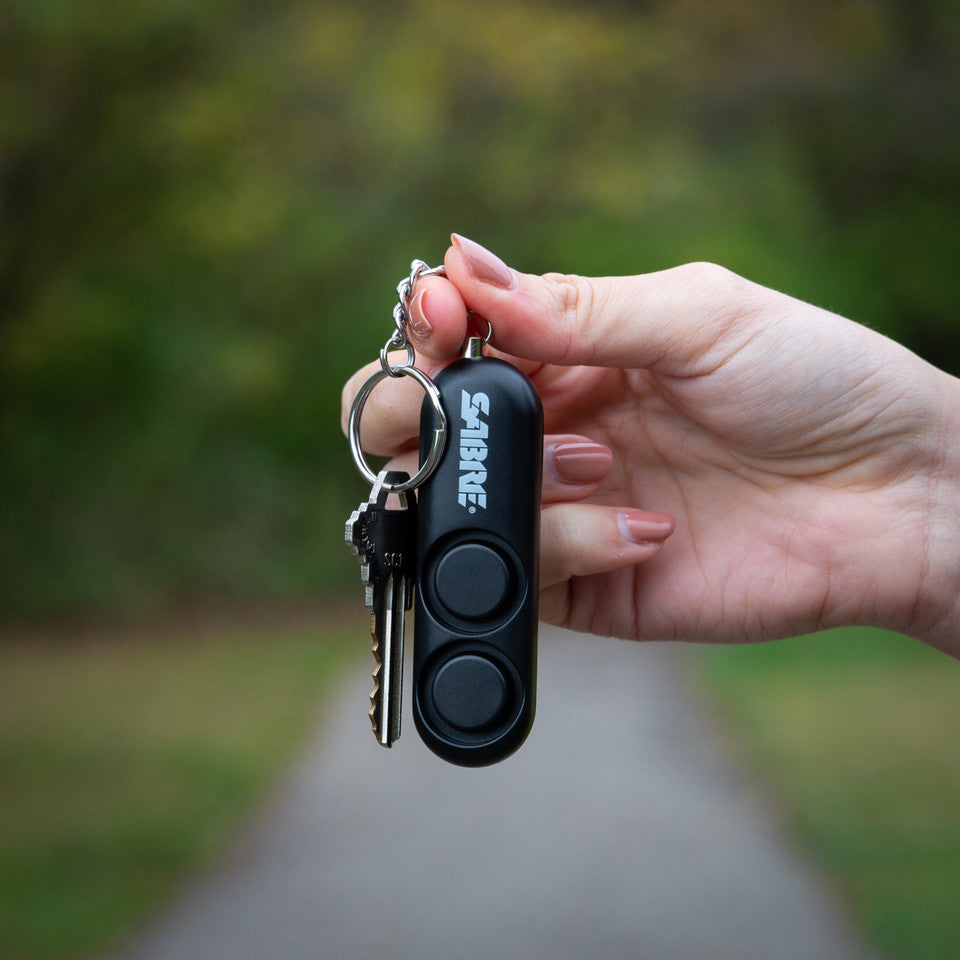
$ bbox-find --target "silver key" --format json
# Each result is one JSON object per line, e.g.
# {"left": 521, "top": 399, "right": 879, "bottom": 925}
{"left": 345, "top": 470, "right": 417, "bottom": 747}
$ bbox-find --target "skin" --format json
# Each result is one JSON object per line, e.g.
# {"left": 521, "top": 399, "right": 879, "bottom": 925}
{"left": 342, "top": 237, "right": 960, "bottom": 658}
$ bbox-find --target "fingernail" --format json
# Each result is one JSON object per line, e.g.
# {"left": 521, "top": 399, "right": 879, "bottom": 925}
{"left": 617, "top": 511, "right": 675, "bottom": 544}
{"left": 547, "top": 440, "right": 613, "bottom": 485}
{"left": 408, "top": 288, "right": 432, "bottom": 339}
{"left": 451, "top": 233, "right": 516, "bottom": 289}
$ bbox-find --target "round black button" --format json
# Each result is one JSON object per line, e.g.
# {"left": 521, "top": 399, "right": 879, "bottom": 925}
{"left": 434, "top": 544, "right": 511, "bottom": 621}
{"left": 431, "top": 655, "right": 509, "bottom": 732}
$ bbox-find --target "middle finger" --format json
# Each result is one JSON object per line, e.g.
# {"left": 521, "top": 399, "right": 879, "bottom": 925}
{"left": 382, "top": 435, "right": 613, "bottom": 505}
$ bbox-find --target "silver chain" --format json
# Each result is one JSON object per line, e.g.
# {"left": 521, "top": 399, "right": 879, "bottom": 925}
{"left": 381, "top": 260, "right": 445, "bottom": 376}
{"left": 348, "top": 259, "right": 449, "bottom": 494}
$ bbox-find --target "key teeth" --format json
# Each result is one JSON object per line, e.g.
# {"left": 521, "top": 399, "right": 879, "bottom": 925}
{"left": 370, "top": 648, "right": 382, "bottom": 707}
{"left": 368, "top": 614, "right": 386, "bottom": 742}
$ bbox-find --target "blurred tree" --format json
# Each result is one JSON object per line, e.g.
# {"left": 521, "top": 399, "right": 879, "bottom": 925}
{"left": 1, "top": 0, "right": 957, "bottom": 619}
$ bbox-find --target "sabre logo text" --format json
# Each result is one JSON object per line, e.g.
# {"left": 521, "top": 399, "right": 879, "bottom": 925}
{"left": 458, "top": 389, "right": 490, "bottom": 513}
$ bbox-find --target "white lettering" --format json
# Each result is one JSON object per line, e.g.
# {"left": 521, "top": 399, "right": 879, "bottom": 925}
{"left": 458, "top": 390, "right": 491, "bottom": 513}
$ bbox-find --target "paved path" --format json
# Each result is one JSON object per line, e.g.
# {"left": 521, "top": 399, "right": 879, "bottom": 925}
{"left": 109, "top": 626, "right": 874, "bottom": 960}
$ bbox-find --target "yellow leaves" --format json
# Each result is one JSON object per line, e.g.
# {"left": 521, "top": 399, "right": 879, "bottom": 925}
{"left": 174, "top": 174, "right": 292, "bottom": 254}
{"left": 274, "top": 0, "right": 649, "bottom": 157}
{"left": 215, "top": 336, "right": 286, "bottom": 407}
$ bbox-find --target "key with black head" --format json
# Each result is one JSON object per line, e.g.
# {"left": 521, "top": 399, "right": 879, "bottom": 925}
{"left": 413, "top": 336, "right": 543, "bottom": 766}
{"left": 345, "top": 470, "right": 417, "bottom": 747}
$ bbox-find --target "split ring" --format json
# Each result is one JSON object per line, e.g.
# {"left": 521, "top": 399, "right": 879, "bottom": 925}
{"left": 348, "top": 365, "right": 447, "bottom": 494}
{"left": 380, "top": 339, "right": 416, "bottom": 376}
{"left": 467, "top": 311, "right": 494, "bottom": 346}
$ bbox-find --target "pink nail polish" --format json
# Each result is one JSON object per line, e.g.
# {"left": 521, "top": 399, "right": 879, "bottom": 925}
{"left": 617, "top": 511, "right": 675, "bottom": 544}
{"left": 548, "top": 441, "right": 613, "bottom": 484}
{"left": 451, "top": 233, "right": 516, "bottom": 289}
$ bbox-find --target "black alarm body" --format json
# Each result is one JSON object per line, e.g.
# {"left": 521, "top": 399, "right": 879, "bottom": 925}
{"left": 414, "top": 345, "right": 543, "bottom": 766}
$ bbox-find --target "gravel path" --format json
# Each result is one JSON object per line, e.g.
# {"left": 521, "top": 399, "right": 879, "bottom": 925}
{"left": 109, "top": 625, "right": 875, "bottom": 960}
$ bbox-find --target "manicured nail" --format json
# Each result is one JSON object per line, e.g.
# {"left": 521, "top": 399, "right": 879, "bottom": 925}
{"left": 617, "top": 511, "right": 675, "bottom": 544}
{"left": 408, "top": 288, "right": 432, "bottom": 339}
{"left": 547, "top": 440, "right": 613, "bottom": 485}
{"left": 451, "top": 233, "right": 516, "bottom": 289}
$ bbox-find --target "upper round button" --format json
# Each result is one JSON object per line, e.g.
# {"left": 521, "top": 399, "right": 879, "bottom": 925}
{"left": 434, "top": 543, "right": 511, "bottom": 621}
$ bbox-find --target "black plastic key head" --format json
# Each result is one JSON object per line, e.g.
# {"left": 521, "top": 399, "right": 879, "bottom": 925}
{"left": 347, "top": 471, "right": 417, "bottom": 596}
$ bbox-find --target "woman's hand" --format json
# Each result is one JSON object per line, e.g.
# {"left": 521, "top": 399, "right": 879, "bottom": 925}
{"left": 342, "top": 235, "right": 960, "bottom": 657}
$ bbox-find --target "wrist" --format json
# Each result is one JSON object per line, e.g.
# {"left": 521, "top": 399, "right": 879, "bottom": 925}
{"left": 890, "top": 366, "right": 960, "bottom": 657}
{"left": 814, "top": 358, "right": 960, "bottom": 658}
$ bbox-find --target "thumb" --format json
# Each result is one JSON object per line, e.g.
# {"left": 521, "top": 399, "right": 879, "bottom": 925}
{"left": 445, "top": 234, "right": 763, "bottom": 375}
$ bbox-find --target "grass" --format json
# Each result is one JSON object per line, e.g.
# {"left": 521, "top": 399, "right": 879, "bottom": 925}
{"left": 0, "top": 612, "right": 356, "bottom": 960}
{"left": 3, "top": 618, "right": 958, "bottom": 960}
{"left": 698, "top": 627, "right": 960, "bottom": 960}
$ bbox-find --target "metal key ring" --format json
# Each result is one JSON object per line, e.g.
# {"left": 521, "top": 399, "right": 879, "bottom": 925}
{"left": 348, "top": 364, "right": 447, "bottom": 494}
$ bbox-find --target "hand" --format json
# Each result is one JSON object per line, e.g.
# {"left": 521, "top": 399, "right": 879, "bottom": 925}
{"left": 342, "top": 235, "right": 960, "bottom": 657}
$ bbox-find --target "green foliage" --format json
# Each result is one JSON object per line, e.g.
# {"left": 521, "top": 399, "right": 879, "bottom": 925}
{"left": 0, "top": 621, "right": 353, "bottom": 959}
{"left": 2, "top": 0, "right": 959, "bottom": 616}
{"left": 700, "top": 628, "right": 960, "bottom": 960}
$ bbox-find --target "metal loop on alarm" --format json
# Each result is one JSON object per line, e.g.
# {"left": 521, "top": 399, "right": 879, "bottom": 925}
{"left": 348, "top": 364, "right": 447, "bottom": 494}
{"left": 467, "top": 311, "right": 494, "bottom": 346}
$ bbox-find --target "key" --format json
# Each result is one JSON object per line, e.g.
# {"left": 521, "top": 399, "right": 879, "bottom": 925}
{"left": 345, "top": 470, "right": 417, "bottom": 747}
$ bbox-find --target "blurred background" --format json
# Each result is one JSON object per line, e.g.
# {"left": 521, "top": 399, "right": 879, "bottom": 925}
{"left": 3, "top": 0, "right": 959, "bottom": 621}
{"left": 2, "top": 1, "right": 959, "bottom": 959}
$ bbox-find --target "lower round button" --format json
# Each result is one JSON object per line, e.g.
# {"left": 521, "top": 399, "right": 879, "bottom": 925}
{"left": 431, "top": 655, "right": 509, "bottom": 732}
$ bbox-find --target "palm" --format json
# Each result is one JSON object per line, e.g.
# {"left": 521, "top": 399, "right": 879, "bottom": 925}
{"left": 526, "top": 327, "right": 932, "bottom": 642}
